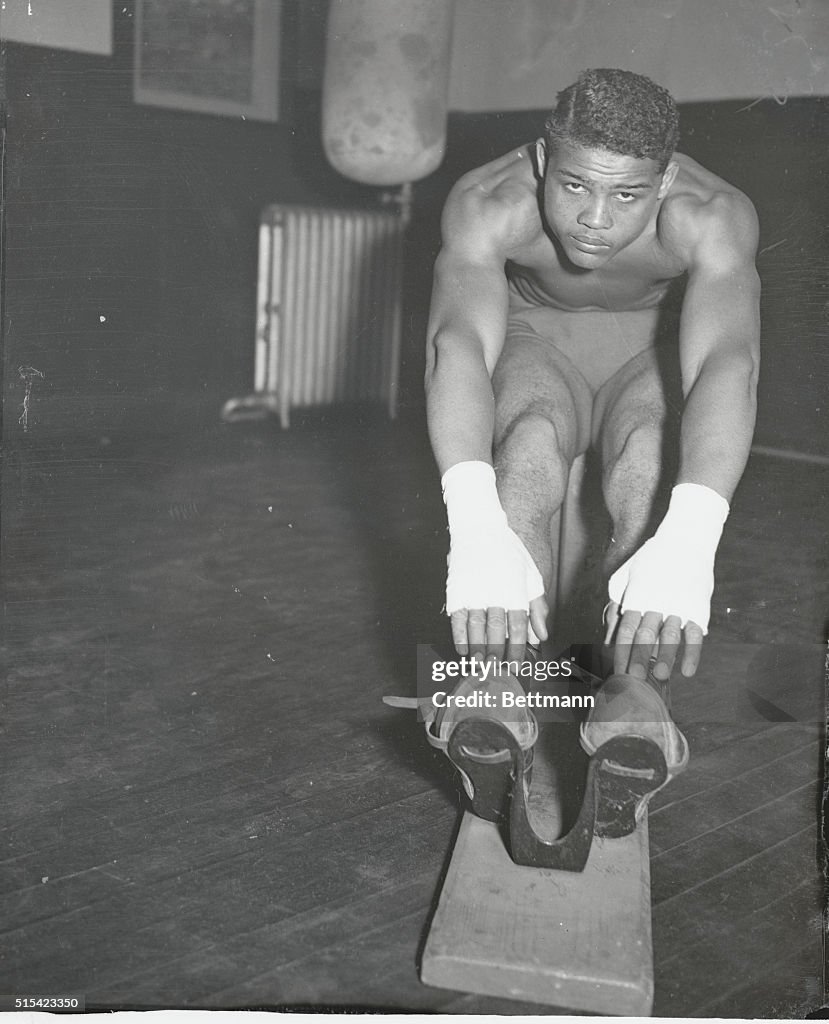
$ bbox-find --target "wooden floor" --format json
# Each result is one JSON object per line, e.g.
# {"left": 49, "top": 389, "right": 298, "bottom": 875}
{"left": 1, "top": 401, "right": 825, "bottom": 1015}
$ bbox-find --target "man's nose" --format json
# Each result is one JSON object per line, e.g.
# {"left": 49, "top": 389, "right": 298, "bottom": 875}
{"left": 578, "top": 199, "right": 612, "bottom": 231}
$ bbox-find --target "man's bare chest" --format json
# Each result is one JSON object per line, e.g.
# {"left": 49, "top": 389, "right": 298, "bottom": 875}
{"left": 507, "top": 234, "right": 686, "bottom": 313}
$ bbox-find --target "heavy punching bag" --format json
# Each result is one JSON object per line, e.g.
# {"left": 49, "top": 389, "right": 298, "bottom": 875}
{"left": 322, "top": 0, "right": 455, "bottom": 186}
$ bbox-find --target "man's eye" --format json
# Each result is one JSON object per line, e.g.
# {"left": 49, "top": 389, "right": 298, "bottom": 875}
{"left": 616, "top": 192, "right": 636, "bottom": 202}
{"left": 564, "top": 183, "right": 586, "bottom": 194}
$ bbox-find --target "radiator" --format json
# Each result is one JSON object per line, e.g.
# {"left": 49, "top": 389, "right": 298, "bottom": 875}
{"left": 222, "top": 203, "right": 404, "bottom": 428}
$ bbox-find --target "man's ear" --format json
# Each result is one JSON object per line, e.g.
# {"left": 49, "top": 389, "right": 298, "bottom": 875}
{"left": 658, "top": 160, "right": 679, "bottom": 199}
{"left": 535, "top": 137, "right": 547, "bottom": 179}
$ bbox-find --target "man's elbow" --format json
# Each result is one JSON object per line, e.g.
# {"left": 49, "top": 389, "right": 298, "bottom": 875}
{"left": 727, "top": 346, "right": 760, "bottom": 401}
{"left": 424, "top": 333, "right": 439, "bottom": 392}
{"left": 729, "top": 347, "right": 760, "bottom": 421}
{"left": 693, "top": 345, "right": 759, "bottom": 414}
{"left": 746, "top": 347, "right": 760, "bottom": 398}
{"left": 424, "top": 328, "right": 490, "bottom": 391}
{"left": 424, "top": 329, "right": 452, "bottom": 393}
{"left": 742, "top": 270, "right": 761, "bottom": 386}
{"left": 740, "top": 320, "right": 761, "bottom": 397}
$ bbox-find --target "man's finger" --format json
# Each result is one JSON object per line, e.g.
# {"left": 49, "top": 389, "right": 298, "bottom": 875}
{"left": 506, "top": 609, "right": 528, "bottom": 663}
{"left": 652, "top": 614, "right": 682, "bottom": 681}
{"left": 628, "top": 610, "right": 663, "bottom": 680}
{"left": 613, "top": 609, "right": 643, "bottom": 674}
{"left": 466, "top": 608, "right": 487, "bottom": 662}
{"left": 529, "top": 595, "right": 549, "bottom": 643}
{"left": 486, "top": 606, "right": 507, "bottom": 661}
{"left": 681, "top": 621, "right": 705, "bottom": 676}
{"left": 450, "top": 609, "right": 469, "bottom": 656}
{"left": 604, "top": 601, "right": 621, "bottom": 645}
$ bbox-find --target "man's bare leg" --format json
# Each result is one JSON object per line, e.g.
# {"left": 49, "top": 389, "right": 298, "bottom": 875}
{"left": 594, "top": 346, "right": 683, "bottom": 682}
{"left": 491, "top": 325, "right": 593, "bottom": 605}
{"left": 595, "top": 347, "right": 680, "bottom": 577}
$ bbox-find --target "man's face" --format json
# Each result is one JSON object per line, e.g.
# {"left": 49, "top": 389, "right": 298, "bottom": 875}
{"left": 538, "top": 139, "right": 673, "bottom": 268}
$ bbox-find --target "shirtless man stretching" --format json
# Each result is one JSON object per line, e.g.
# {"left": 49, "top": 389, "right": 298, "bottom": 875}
{"left": 426, "top": 69, "right": 760, "bottom": 688}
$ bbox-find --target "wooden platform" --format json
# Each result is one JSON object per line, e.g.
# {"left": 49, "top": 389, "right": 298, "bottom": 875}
{"left": 421, "top": 721, "right": 654, "bottom": 1014}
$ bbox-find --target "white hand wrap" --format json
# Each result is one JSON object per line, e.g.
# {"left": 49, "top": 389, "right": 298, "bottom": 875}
{"left": 442, "top": 462, "right": 544, "bottom": 631}
{"left": 607, "top": 483, "right": 729, "bottom": 634}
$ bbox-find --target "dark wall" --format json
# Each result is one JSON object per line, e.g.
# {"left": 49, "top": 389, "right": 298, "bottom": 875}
{"left": 3, "top": 2, "right": 827, "bottom": 453}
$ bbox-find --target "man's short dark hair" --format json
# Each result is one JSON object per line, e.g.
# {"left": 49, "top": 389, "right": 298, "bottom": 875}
{"left": 545, "top": 69, "right": 679, "bottom": 171}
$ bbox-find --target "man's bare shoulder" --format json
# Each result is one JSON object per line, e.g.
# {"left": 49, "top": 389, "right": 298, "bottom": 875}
{"left": 659, "top": 154, "right": 759, "bottom": 270}
{"left": 441, "top": 146, "right": 543, "bottom": 261}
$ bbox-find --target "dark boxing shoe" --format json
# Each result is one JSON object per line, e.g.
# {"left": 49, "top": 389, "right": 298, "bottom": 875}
{"left": 384, "top": 671, "right": 538, "bottom": 824}
{"left": 448, "top": 716, "right": 667, "bottom": 869}
{"left": 579, "top": 672, "right": 689, "bottom": 823}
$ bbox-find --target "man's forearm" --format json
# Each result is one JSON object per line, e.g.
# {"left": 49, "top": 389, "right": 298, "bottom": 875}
{"left": 677, "top": 350, "right": 758, "bottom": 502}
{"left": 426, "top": 333, "right": 497, "bottom": 475}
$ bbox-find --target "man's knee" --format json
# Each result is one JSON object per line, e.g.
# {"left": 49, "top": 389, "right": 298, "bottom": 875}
{"left": 605, "top": 420, "right": 664, "bottom": 483}
{"left": 603, "top": 421, "right": 667, "bottom": 547}
{"left": 495, "top": 410, "right": 570, "bottom": 486}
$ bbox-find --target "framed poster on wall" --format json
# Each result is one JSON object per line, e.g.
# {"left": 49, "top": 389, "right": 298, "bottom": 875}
{"left": 134, "top": 0, "right": 281, "bottom": 121}
{"left": 0, "top": 0, "right": 113, "bottom": 55}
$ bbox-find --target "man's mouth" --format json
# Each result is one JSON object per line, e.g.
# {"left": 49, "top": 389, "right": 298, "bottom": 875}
{"left": 571, "top": 235, "right": 611, "bottom": 251}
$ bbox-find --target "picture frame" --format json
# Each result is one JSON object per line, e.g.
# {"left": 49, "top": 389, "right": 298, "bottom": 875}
{"left": 133, "top": 0, "right": 282, "bottom": 121}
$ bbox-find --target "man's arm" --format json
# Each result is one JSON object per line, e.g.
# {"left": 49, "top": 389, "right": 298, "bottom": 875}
{"left": 676, "top": 193, "right": 761, "bottom": 498}
{"left": 609, "top": 192, "right": 760, "bottom": 678}
{"left": 425, "top": 179, "right": 548, "bottom": 659}
{"left": 424, "top": 195, "right": 510, "bottom": 473}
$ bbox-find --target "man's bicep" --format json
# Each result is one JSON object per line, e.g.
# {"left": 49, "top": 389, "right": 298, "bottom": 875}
{"left": 679, "top": 199, "right": 761, "bottom": 380}
{"left": 428, "top": 247, "right": 510, "bottom": 375}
